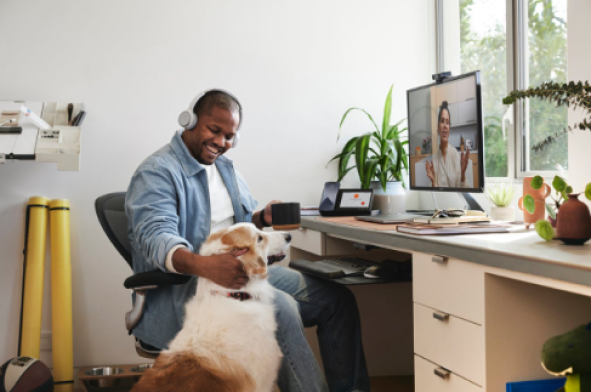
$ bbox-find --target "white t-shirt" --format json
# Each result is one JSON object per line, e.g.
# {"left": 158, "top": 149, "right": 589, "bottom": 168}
{"left": 203, "top": 163, "right": 235, "bottom": 233}
{"left": 432, "top": 146, "right": 468, "bottom": 188}
{"left": 165, "top": 164, "right": 235, "bottom": 273}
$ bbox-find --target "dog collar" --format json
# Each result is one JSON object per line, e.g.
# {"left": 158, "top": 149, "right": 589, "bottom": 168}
{"left": 211, "top": 290, "right": 259, "bottom": 301}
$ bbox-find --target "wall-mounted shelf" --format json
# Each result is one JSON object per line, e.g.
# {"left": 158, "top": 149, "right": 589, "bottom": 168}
{"left": 0, "top": 100, "right": 83, "bottom": 171}
{"left": 38, "top": 102, "right": 83, "bottom": 171}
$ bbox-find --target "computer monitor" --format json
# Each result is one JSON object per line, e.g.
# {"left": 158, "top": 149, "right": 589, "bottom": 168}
{"left": 407, "top": 71, "right": 484, "bottom": 194}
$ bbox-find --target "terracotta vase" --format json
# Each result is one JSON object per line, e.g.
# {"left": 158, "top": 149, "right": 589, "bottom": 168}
{"left": 555, "top": 193, "right": 591, "bottom": 245}
{"left": 518, "top": 197, "right": 545, "bottom": 229}
{"left": 522, "top": 176, "right": 551, "bottom": 200}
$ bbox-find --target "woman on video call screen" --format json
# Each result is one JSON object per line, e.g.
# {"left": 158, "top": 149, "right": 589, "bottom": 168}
{"left": 407, "top": 72, "right": 482, "bottom": 190}
{"left": 425, "top": 101, "right": 471, "bottom": 188}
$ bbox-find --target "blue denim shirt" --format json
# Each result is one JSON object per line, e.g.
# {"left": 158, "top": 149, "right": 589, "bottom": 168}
{"left": 125, "top": 131, "right": 257, "bottom": 348}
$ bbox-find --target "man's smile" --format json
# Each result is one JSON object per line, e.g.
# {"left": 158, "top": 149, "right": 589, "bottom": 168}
{"left": 206, "top": 144, "right": 222, "bottom": 155}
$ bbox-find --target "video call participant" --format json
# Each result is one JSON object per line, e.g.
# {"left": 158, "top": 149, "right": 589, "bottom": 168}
{"left": 125, "top": 90, "right": 370, "bottom": 392}
{"left": 425, "top": 100, "right": 471, "bottom": 188}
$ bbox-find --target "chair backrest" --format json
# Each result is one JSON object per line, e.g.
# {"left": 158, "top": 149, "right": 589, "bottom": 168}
{"left": 95, "top": 192, "right": 133, "bottom": 269}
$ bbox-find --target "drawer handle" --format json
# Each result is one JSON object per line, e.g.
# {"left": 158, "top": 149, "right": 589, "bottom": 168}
{"left": 433, "top": 311, "right": 449, "bottom": 321}
{"left": 431, "top": 255, "right": 449, "bottom": 264}
{"left": 434, "top": 367, "right": 451, "bottom": 379}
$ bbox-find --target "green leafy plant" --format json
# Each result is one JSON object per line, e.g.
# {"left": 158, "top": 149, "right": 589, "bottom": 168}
{"left": 328, "top": 86, "right": 408, "bottom": 191}
{"left": 502, "top": 81, "right": 591, "bottom": 151}
{"left": 528, "top": 175, "right": 591, "bottom": 241}
{"left": 484, "top": 183, "right": 516, "bottom": 207}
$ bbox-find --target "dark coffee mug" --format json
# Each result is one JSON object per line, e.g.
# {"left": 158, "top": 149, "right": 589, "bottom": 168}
{"left": 271, "top": 202, "right": 301, "bottom": 231}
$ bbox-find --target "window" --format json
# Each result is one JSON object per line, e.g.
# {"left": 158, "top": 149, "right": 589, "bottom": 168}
{"left": 438, "top": 0, "right": 568, "bottom": 178}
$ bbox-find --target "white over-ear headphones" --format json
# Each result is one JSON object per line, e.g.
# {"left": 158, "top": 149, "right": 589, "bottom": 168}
{"left": 178, "top": 89, "right": 242, "bottom": 148}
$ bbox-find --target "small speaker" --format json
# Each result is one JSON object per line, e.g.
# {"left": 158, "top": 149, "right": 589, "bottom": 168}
{"left": 0, "top": 357, "right": 53, "bottom": 392}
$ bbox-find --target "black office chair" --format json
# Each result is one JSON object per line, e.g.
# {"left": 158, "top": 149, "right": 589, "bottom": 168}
{"left": 95, "top": 192, "right": 190, "bottom": 358}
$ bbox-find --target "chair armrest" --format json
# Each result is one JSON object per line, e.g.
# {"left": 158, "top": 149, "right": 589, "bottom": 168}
{"left": 123, "top": 270, "right": 190, "bottom": 331}
{"left": 124, "top": 269, "right": 191, "bottom": 289}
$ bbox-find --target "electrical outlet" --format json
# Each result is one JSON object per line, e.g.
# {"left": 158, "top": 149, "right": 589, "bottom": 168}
{"left": 40, "top": 332, "right": 52, "bottom": 351}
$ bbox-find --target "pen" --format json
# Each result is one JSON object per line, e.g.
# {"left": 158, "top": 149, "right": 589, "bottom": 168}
{"left": 72, "top": 110, "right": 86, "bottom": 126}
{"left": 67, "top": 103, "right": 74, "bottom": 125}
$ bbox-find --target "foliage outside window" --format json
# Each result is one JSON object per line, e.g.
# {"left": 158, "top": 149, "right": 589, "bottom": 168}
{"left": 444, "top": 0, "right": 568, "bottom": 177}
{"left": 524, "top": 0, "right": 567, "bottom": 171}
{"left": 458, "top": 0, "right": 508, "bottom": 177}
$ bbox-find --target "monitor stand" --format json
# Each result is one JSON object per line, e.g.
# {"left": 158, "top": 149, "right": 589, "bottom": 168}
{"left": 431, "top": 192, "right": 484, "bottom": 212}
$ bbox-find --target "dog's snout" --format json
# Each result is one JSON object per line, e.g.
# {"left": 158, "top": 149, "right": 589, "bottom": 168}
{"left": 285, "top": 233, "right": 292, "bottom": 242}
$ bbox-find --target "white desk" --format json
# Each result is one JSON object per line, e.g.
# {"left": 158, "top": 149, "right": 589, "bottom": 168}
{"left": 289, "top": 217, "right": 591, "bottom": 392}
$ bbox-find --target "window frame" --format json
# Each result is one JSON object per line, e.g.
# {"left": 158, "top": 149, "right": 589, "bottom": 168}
{"left": 435, "top": 0, "right": 568, "bottom": 181}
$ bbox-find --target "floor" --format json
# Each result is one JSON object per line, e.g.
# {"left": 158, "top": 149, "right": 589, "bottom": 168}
{"left": 272, "top": 376, "right": 415, "bottom": 392}
{"left": 370, "top": 375, "right": 415, "bottom": 392}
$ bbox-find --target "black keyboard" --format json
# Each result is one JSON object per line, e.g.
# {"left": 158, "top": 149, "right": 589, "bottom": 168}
{"left": 289, "top": 257, "right": 379, "bottom": 279}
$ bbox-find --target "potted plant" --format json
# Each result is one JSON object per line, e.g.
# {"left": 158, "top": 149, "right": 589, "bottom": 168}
{"left": 502, "top": 81, "right": 591, "bottom": 151}
{"left": 484, "top": 183, "right": 516, "bottom": 221}
{"left": 523, "top": 175, "right": 591, "bottom": 244}
{"left": 328, "top": 86, "right": 408, "bottom": 213}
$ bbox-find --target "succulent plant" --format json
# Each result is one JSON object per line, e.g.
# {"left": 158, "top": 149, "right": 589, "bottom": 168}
{"left": 484, "top": 182, "right": 516, "bottom": 207}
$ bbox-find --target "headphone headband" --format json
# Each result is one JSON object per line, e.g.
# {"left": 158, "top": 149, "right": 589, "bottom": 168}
{"left": 178, "top": 89, "right": 242, "bottom": 148}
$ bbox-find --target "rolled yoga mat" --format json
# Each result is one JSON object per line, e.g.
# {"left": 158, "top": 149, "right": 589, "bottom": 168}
{"left": 19, "top": 196, "right": 49, "bottom": 359}
{"left": 49, "top": 199, "right": 74, "bottom": 392}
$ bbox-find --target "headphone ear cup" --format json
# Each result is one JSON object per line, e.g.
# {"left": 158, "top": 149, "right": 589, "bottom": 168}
{"left": 178, "top": 110, "right": 198, "bottom": 130}
{"left": 232, "top": 131, "right": 240, "bottom": 148}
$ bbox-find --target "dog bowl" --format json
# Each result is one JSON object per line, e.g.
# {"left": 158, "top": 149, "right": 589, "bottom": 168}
{"left": 84, "top": 367, "right": 124, "bottom": 388}
{"left": 130, "top": 364, "right": 153, "bottom": 373}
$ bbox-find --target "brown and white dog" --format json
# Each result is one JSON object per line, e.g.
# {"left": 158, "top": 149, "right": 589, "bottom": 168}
{"left": 131, "top": 223, "right": 290, "bottom": 392}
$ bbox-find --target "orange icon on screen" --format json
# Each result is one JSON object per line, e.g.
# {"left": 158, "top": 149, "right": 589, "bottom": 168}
{"left": 354, "top": 194, "right": 359, "bottom": 198}
{"left": 361, "top": 202, "right": 365, "bottom": 205}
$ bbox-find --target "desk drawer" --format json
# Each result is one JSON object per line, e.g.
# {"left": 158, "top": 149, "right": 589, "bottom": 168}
{"left": 290, "top": 228, "right": 325, "bottom": 255}
{"left": 415, "top": 355, "right": 481, "bottom": 392}
{"left": 414, "top": 303, "right": 484, "bottom": 385}
{"left": 413, "top": 252, "right": 484, "bottom": 324}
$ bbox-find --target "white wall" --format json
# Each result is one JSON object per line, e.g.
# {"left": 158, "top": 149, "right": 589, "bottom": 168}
{"left": 567, "top": 0, "right": 591, "bottom": 200}
{"left": 0, "top": 0, "right": 434, "bottom": 367}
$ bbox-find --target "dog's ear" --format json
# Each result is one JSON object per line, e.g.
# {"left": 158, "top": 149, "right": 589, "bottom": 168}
{"left": 241, "top": 249, "right": 267, "bottom": 276}
{"left": 199, "top": 229, "right": 230, "bottom": 256}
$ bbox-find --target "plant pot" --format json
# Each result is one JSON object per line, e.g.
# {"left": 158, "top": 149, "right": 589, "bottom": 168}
{"left": 490, "top": 206, "right": 515, "bottom": 222}
{"left": 518, "top": 197, "right": 546, "bottom": 229}
{"left": 555, "top": 193, "right": 591, "bottom": 245}
{"left": 369, "top": 181, "right": 406, "bottom": 214}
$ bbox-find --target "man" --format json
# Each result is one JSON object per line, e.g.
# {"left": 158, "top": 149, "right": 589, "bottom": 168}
{"left": 125, "top": 90, "right": 370, "bottom": 392}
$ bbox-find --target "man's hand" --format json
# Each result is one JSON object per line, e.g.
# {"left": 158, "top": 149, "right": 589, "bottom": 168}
{"left": 172, "top": 248, "right": 249, "bottom": 290}
{"left": 263, "top": 200, "right": 282, "bottom": 226}
{"left": 254, "top": 199, "right": 282, "bottom": 229}
{"left": 201, "top": 249, "right": 249, "bottom": 289}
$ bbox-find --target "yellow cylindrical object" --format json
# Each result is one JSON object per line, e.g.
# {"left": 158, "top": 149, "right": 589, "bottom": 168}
{"left": 19, "top": 196, "right": 49, "bottom": 359}
{"left": 49, "top": 199, "right": 74, "bottom": 392}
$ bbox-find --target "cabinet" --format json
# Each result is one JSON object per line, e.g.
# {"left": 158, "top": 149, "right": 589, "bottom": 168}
{"left": 450, "top": 99, "right": 477, "bottom": 128}
{"left": 413, "top": 251, "right": 485, "bottom": 390}
{"left": 291, "top": 219, "right": 591, "bottom": 392}
{"left": 459, "top": 99, "right": 477, "bottom": 125}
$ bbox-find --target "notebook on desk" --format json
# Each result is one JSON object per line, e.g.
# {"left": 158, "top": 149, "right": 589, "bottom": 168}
{"left": 396, "top": 222, "right": 509, "bottom": 235}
